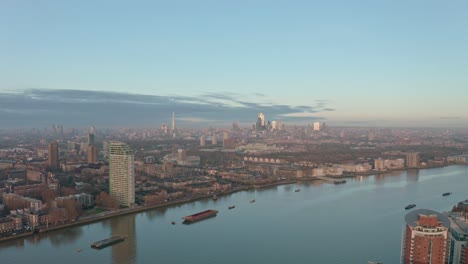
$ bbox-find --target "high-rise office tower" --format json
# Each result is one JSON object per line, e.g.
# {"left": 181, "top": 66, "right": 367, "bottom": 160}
{"left": 87, "top": 145, "right": 98, "bottom": 164}
{"left": 313, "top": 122, "right": 321, "bottom": 131}
{"left": 212, "top": 133, "right": 218, "bottom": 145}
{"left": 88, "top": 133, "right": 95, "bottom": 146}
{"left": 47, "top": 142, "right": 59, "bottom": 168}
{"left": 258, "top": 112, "right": 265, "bottom": 127}
{"left": 109, "top": 141, "right": 135, "bottom": 207}
{"left": 401, "top": 209, "right": 450, "bottom": 264}
{"left": 200, "top": 135, "right": 206, "bottom": 147}
{"left": 406, "top": 153, "right": 420, "bottom": 168}
{"left": 172, "top": 112, "right": 176, "bottom": 131}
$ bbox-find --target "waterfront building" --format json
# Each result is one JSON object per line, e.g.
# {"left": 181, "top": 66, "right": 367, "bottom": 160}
{"left": 375, "top": 158, "right": 385, "bottom": 171}
{"left": 109, "top": 141, "right": 135, "bottom": 207}
{"left": 87, "top": 145, "right": 98, "bottom": 164}
{"left": 47, "top": 142, "right": 59, "bottom": 168}
{"left": 449, "top": 214, "right": 468, "bottom": 264}
{"left": 406, "top": 153, "right": 420, "bottom": 168}
{"left": 401, "top": 209, "right": 450, "bottom": 264}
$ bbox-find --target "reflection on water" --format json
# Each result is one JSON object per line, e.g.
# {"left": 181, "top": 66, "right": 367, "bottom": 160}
{"left": 145, "top": 207, "right": 168, "bottom": 221}
{"left": 1, "top": 165, "right": 467, "bottom": 264}
{"left": 406, "top": 169, "right": 420, "bottom": 182}
{"left": 47, "top": 227, "right": 84, "bottom": 248}
{"left": 111, "top": 214, "right": 137, "bottom": 264}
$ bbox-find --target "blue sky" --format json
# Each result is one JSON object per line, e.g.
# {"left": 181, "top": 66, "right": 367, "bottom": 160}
{"left": 1, "top": 0, "right": 468, "bottom": 127}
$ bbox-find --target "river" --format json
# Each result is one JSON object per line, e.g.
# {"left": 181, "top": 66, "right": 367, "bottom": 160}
{"left": 1, "top": 165, "right": 467, "bottom": 264}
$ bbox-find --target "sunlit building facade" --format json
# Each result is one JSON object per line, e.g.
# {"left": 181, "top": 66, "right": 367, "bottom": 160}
{"left": 109, "top": 141, "right": 135, "bottom": 207}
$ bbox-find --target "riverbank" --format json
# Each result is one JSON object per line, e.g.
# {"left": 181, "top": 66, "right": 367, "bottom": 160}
{"left": 0, "top": 164, "right": 460, "bottom": 244}
{"left": 0, "top": 186, "right": 251, "bottom": 244}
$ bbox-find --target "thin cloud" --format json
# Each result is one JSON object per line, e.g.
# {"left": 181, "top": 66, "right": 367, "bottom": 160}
{"left": 0, "top": 89, "right": 333, "bottom": 128}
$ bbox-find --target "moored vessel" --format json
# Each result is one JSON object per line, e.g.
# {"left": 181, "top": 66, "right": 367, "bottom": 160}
{"left": 405, "top": 204, "right": 416, "bottom": 210}
{"left": 91, "top": 236, "right": 126, "bottom": 249}
{"left": 228, "top": 205, "right": 235, "bottom": 209}
{"left": 295, "top": 189, "right": 300, "bottom": 192}
{"left": 183, "top": 209, "right": 218, "bottom": 224}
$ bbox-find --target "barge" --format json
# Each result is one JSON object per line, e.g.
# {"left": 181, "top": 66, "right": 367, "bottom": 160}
{"left": 183, "top": 210, "right": 218, "bottom": 224}
{"left": 90, "top": 236, "right": 125, "bottom": 249}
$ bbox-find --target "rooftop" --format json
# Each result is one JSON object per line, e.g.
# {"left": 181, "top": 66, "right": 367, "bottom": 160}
{"left": 405, "top": 209, "right": 450, "bottom": 228}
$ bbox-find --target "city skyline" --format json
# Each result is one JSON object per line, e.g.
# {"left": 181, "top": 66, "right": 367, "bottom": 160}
{"left": 2, "top": 1, "right": 468, "bottom": 128}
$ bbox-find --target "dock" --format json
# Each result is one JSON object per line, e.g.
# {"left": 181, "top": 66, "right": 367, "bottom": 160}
{"left": 315, "top": 176, "right": 346, "bottom": 184}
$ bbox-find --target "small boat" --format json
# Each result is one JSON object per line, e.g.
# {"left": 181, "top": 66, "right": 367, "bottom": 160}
{"left": 171, "top": 221, "right": 176, "bottom": 225}
{"left": 295, "top": 189, "right": 300, "bottom": 192}
{"left": 212, "top": 195, "right": 218, "bottom": 201}
{"left": 405, "top": 204, "right": 416, "bottom": 210}
{"left": 75, "top": 249, "right": 82, "bottom": 253}
{"left": 250, "top": 199, "right": 255, "bottom": 203}
{"left": 442, "top": 192, "right": 452, "bottom": 196}
{"left": 228, "top": 205, "right": 235, "bottom": 209}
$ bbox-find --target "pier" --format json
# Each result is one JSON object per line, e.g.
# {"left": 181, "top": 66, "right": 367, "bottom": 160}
{"left": 315, "top": 176, "right": 346, "bottom": 184}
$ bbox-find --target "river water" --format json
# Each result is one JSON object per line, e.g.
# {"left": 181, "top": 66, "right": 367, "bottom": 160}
{"left": 1, "top": 165, "right": 467, "bottom": 264}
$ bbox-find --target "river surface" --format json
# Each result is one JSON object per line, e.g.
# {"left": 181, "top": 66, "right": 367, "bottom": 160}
{"left": 1, "top": 165, "right": 468, "bottom": 264}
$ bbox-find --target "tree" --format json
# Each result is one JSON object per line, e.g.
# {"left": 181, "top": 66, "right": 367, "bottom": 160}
{"left": 95, "top": 192, "right": 119, "bottom": 209}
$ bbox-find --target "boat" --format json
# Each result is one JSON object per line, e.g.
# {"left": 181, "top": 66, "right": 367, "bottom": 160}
{"left": 405, "top": 204, "right": 416, "bottom": 210}
{"left": 442, "top": 192, "right": 452, "bottom": 196}
{"left": 212, "top": 195, "right": 218, "bottom": 201}
{"left": 90, "top": 236, "right": 126, "bottom": 249}
{"left": 183, "top": 209, "right": 218, "bottom": 224}
{"left": 228, "top": 205, "right": 235, "bottom": 209}
{"left": 75, "top": 249, "right": 82, "bottom": 253}
{"left": 294, "top": 189, "right": 300, "bottom": 192}
{"left": 250, "top": 199, "right": 255, "bottom": 203}
{"left": 171, "top": 221, "right": 176, "bottom": 225}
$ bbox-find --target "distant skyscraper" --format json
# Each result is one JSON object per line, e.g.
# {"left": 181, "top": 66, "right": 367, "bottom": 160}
{"left": 47, "top": 142, "right": 59, "bottom": 168}
{"left": 313, "top": 122, "right": 321, "bottom": 131}
{"left": 87, "top": 145, "right": 98, "bottom": 164}
{"left": 200, "top": 135, "right": 206, "bottom": 147}
{"left": 212, "top": 133, "right": 218, "bottom": 145}
{"left": 90, "top": 126, "right": 96, "bottom": 134}
{"left": 271, "top": 121, "right": 277, "bottom": 130}
{"left": 172, "top": 112, "right": 176, "bottom": 131}
{"left": 109, "top": 141, "right": 135, "bottom": 207}
{"left": 401, "top": 209, "right": 450, "bottom": 264}
{"left": 406, "top": 153, "right": 420, "bottom": 168}
{"left": 223, "top": 131, "right": 233, "bottom": 148}
{"left": 88, "top": 133, "right": 95, "bottom": 146}
{"left": 258, "top": 112, "right": 265, "bottom": 127}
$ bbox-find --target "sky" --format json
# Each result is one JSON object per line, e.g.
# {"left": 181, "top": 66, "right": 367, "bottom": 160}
{"left": 1, "top": 0, "right": 468, "bottom": 128}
